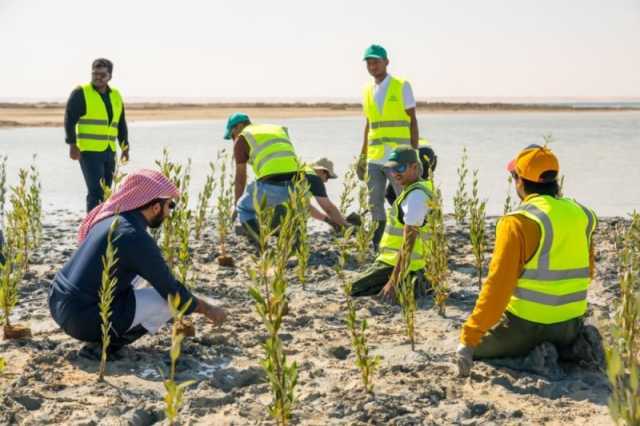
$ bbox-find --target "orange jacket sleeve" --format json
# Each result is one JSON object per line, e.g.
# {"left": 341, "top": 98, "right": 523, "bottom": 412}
{"left": 460, "top": 214, "right": 541, "bottom": 347}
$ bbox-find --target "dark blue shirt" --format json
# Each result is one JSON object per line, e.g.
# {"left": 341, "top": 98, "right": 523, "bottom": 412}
{"left": 49, "top": 210, "right": 196, "bottom": 342}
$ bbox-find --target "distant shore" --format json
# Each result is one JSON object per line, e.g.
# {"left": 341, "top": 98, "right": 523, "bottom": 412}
{"left": 1, "top": 101, "right": 639, "bottom": 128}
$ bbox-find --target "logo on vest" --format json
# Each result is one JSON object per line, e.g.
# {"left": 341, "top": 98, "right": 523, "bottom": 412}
{"left": 388, "top": 95, "right": 399, "bottom": 102}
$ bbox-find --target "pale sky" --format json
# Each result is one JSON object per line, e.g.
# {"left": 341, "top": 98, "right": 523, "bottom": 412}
{"left": 1, "top": 0, "right": 639, "bottom": 101}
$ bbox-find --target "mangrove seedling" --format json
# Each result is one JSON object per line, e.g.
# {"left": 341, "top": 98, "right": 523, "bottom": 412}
{"left": 247, "top": 189, "right": 299, "bottom": 425}
{"left": 9, "top": 169, "right": 32, "bottom": 274}
{"left": 468, "top": 169, "right": 487, "bottom": 288}
{"left": 156, "top": 148, "right": 192, "bottom": 268}
{"left": 423, "top": 185, "right": 449, "bottom": 317}
{"left": 174, "top": 209, "right": 193, "bottom": 288}
{"left": 336, "top": 227, "right": 380, "bottom": 392}
{"left": 27, "top": 157, "right": 42, "bottom": 248}
{"left": 338, "top": 162, "right": 357, "bottom": 217}
{"left": 98, "top": 216, "right": 120, "bottom": 381}
{"left": 0, "top": 155, "right": 7, "bottom": 226}
{"left": 395, "top": 238, "right": 418, "bottom": 351}
{"left": 0, "top": 217, "right": 29, "bottom": 339}
{"left": 354, "top": 170, "right": 377, "bottom": 266}
{"left": 453, "top": 147, "right": 469, "bottom": 225}
{"left": 606, "top": 212, "right": 640, "bottom": 425}
{"left": 193, "top": 162, "right": 216, "bottom": 240}
{"left": 164, "top": 293, "right": 195, "bottom": 425}
{"left": 292, "top": 170, "right": 311, "bottom": 287}
{"left": 215, "top": 150, "right": 235, "bottom": 267}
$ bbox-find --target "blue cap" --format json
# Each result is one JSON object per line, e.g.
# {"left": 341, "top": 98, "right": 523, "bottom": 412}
{"left": 224, "top": 112, "right": 250, "bottom": 140}
{"left": 363, "top": 44, "right": 388, "bottom": 60}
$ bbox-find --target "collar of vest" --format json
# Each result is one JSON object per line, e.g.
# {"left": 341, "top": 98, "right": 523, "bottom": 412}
{"left": 87, "top": 83, "right": 112, "bottom": 94}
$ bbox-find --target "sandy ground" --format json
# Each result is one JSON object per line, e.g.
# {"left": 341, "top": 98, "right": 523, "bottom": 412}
{"left": 1, "top": 103, "right": 637, "bottom": 128}
{"left": 0, "top": 212, "right": 624, "bottom": 425}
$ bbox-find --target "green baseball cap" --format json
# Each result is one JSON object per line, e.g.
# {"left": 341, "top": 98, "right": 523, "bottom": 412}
{"left": 384, "top": 146, "right": 418, "bottom": 168}
{"left": 363, "top": 44, "right": 387, "bottom": 60}
{"left": 224, "top": 112, "right": 250, "bottom": 140}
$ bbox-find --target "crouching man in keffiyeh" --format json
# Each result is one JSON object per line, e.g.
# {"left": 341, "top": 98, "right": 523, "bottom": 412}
{"left": 48, "top": 169, "right": 226, "bottom": 359}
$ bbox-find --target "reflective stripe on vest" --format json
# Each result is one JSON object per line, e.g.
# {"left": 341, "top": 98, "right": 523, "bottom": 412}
{"left": 241, "top": 124, "right": 299, "bottom": 179}
{"left": 505, "top": 195, "right": 597, "bottom": 324}
{"left": 76, "top": 84, "right": 122, "bottom": 152}
{"left": 376, "top": 179, "right": 433, "bottom": 271}
{"left": 363, "top": 77, "right": 411, "bottom": 164}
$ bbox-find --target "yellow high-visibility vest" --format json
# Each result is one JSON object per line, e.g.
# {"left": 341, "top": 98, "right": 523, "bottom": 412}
{"left": 363, "top": 76, "right": 412, "bottom": 164}
{"left": 377, "top": 179, "right": 433, "bottom": 271}
{"left": 240, "top": 124, "right": 299, "bottom": 179}
{"left": 506, "top": 195, "right": 597, "bottom": 324}
{"left": 76, "top": 83, "right": 122, "bottom": 152}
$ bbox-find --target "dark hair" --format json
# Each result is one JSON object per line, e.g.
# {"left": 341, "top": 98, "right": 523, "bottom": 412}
{"left": 92, "top": 58, "right": 114, "bottom": 74}
{"left": 522, "top": 177, "right": 560, "bottom": 197}
{"left": 137, "top": 198, "right": 165, "bottom": 211}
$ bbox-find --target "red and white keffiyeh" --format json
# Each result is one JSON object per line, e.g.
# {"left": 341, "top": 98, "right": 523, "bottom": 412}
{"left": 77, "top": 169, "right": 179, "bottom": 243}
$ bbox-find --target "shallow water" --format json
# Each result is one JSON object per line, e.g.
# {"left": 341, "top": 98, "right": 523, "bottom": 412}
{"left": 0, "top": 111, "right": 638, "bottom": 216}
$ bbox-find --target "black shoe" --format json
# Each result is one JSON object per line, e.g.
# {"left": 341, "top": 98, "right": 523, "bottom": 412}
{"left": 78, "top": 343, "right": 124, "bottom": 362}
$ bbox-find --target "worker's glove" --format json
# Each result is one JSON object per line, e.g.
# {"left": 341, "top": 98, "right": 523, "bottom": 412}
{"left": 356, "top": 155, "right": 367, "bottom": 181}
{"left": 456, "top": 343, "right": 474, "bottom": 377}
{"left": 346, "top": 212, "right": 362, "bottom": 227}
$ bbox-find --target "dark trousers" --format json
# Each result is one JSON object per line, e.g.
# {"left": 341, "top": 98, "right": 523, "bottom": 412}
{"left": 48, "top": 285, "right": 145, "bottom": 348}
{"left": 474, "top": 311, "right": 583, "bottom": 359}
{"left": 350, "top": 261, "right": 427, "bottom": 297}
{"left": 79, "top": 150, "right": 116, "bottom": 212}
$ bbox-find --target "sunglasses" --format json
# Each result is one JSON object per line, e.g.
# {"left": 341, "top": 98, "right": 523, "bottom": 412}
{"left": 390, "top": 163, "right": 408, "bottom": 174}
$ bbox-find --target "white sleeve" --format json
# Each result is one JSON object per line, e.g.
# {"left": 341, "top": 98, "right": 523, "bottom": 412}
{"left": 400, "top": 190, "right": 429, "bottom": 226}
{"left": 402, "top": 81, "right": 417, "bottom": 110}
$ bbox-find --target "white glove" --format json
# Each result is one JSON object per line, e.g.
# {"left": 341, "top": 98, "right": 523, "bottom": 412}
{"left": 456, "top": 343, "right": 474, "bottom": 377}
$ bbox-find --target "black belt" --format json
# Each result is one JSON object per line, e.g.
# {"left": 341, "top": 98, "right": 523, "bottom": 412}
{"left": 259, "top": 179, "right": 292, "bottom": 186}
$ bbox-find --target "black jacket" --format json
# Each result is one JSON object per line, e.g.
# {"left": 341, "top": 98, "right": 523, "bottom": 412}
{"left": 64, "top": 85, "right": 129, "bottom": 147}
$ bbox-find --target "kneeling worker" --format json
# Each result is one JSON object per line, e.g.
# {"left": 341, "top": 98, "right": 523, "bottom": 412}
{"left": 385, "top": 139, "right": 437, "bottom": 206}
{"left": 48, "top": 170, "right": 226, "bottom": 359}
{"left": 456, "top": 145, "right": 597, "bottom": 377}
{"left": 225, "top": 113, "right": 301, "bottom": 237}
{"left": 351, "top": 147, "right": 432, "bottom": 301}
{"left": 306, "top": 158, "right": 351, "bottom": 231}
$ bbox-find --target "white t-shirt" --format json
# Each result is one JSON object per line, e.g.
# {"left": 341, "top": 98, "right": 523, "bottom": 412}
{"left": 400, "top": 189, "right": 430, "bottom": 226}
{"left": 373, "top": 75, "right": 416, "bottom": 114}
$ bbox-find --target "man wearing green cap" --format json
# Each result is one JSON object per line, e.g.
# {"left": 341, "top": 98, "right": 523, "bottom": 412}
{"left": 351, "top": 147, "right": 432, "bottom": 301}
{"left": 224, "top": 113, "right": 301, "bottom": 237}
{"left": 358, "top": 44, "right": 420, "bottom": 252}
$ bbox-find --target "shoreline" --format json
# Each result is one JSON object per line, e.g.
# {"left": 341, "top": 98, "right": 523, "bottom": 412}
{"left": 2, "top": 101, "right": 639, "bottom": 128}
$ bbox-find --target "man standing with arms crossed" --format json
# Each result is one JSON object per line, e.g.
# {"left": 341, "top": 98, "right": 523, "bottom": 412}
{"left": 65, "top": 58, "right": 130, "bottom": 212}
{"left": 358, "top": 44, "right": 419, "bottom": 251}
